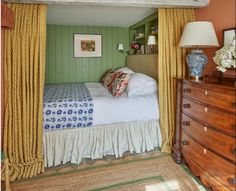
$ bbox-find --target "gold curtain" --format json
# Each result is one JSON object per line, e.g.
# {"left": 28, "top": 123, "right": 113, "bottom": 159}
{"left": 158, "top": 9, "right": 195, "bottom": 153}
{"left": 3, "top": 3, "right": 47, "bottom": 180}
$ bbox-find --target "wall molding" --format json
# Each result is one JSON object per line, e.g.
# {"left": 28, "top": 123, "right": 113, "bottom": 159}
{"left": 4, "top": 0, "right": 209, "bottom": 8}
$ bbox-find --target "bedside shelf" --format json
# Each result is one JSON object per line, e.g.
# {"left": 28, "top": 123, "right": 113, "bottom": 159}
{"left": 150, "top": 32, "right": 158, "bottom": 35}
{"left": 134, "top": 36, "right": 146, "bottom": 40}
{"left": 129, "top": 12, "right": 158, "bottom": 55}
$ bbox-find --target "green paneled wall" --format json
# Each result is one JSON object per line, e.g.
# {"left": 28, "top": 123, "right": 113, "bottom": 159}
{"left": 45, "top": 25, "right": 129, "bottom": 84}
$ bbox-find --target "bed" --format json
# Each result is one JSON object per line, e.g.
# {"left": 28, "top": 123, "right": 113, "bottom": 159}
{"left": 43, "top": 54, "right": 161, "bottom": 167}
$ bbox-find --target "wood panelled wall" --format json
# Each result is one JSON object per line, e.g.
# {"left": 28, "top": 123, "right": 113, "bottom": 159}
{"left": 45, "top": 25, "right": 129, "bottom": 84}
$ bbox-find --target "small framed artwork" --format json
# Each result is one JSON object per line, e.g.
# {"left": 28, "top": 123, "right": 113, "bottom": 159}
{"left": 74, "top": 34, "right": 102, "bottom": 57}
{"left": 223, "top": 28, "right": 236, "bottom": 47}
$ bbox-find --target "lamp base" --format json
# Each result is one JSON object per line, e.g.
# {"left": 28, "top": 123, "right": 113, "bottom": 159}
{"left": 186, "top": 49, "right": 208, "bottom": 80}
{"left": 190, "top": 76, "right": 203, "bottom": 81}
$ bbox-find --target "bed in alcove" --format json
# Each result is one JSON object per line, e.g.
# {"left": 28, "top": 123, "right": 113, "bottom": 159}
{"left": 43, "top": 54, "right": 161, "bottom": 167}
{"left": 41, "top": 4, "right": 163, "bottom": 167}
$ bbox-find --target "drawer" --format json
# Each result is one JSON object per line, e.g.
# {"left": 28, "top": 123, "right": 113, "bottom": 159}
{"left": 182, "top": 97, "right": 236, "bottom": 136}
{"left": 182, "top": 114, "right": 236, "bottom": 162}
{"left": 182, "top": 132, "right": 236, "bottom": 190}
{"left": 182, "top": 83, "right": 235, "bottom": 113}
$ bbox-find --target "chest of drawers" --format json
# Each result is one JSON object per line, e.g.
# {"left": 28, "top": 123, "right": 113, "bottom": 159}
{"left": 173, "top": 79, "right": 236, "bottom": 191}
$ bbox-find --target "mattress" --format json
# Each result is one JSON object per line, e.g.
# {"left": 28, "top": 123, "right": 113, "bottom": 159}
{"left": 86, "top": 82, "right": 159, "bottom": 126}
{"left": 43, "top": 82, "right": 159, "bottom": 130}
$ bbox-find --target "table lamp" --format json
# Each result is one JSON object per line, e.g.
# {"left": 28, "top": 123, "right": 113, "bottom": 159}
{"left": 179, "top": 21, "right": 219, "bottom": 80}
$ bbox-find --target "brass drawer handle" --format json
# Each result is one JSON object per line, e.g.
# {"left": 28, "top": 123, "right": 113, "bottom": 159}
{"left": 204, "top": 107, "right": 208, "bottom": 112}
{"left": 228, "top": 176, "right": 236, "bottom": 185}
{"left": 182, "top": 140, "right": 189, "bottom": 146}
{"left": 182, "top": 121, "right": 190, "bottom": 126}
{"left": 232, "top": 149, "right": 236, "bottom": 155}
{"left": 204, "top": 126, "right": 207, "bottom": 132}
{"left": 183, "top": 88, "right": 191, "bottom": 93}
{"left": 203, "top": 148, "right": 207, "bottom": 154}
{"left": 204, "top": 90, "right": 208, "bottom": 96}
{"left": 183, "top": 104, "right": 191, "bottom": 108}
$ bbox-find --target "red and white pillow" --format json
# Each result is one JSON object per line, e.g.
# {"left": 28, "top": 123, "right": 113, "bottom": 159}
{"left": 101, "top": 70, "right": 129, "bottom": 97}
{"left": 110, "top": 72, "right": 129, "bottom": 97}
{"left": 101, "top": 70, "right": 116, "bottom": 90}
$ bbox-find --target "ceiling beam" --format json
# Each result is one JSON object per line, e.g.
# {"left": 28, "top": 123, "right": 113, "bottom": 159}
{"left": 3, "top": 0, "right": 209, "bottom": 8}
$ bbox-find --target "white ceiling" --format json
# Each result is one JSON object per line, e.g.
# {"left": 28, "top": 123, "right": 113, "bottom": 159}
{"left": 47, "top": 5, "right": 157, "bottom": 27}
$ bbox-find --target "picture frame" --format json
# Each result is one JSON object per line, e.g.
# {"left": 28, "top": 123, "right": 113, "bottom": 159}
{"left": 223, "top": 28, "right": 236, "bottom": 47}
{"left": 74, "top": 34, "right": 102, "bottom": 57}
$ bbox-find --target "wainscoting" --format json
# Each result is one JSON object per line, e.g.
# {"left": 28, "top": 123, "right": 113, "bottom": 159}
{"left": 45, "top": 24, "right": 129, "bottom": 84}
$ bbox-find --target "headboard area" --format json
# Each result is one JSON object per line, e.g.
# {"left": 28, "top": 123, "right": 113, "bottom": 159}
{"left": 125, "top": 54, "right": 158, "bottom": 81}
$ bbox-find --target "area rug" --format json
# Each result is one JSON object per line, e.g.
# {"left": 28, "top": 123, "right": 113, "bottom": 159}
{"left": 11, "top": 154, "right": 206, "bottom": 191}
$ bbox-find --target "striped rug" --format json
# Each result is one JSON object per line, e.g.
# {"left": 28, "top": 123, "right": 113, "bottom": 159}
{"left": 11, "top": 153, "right": 207, "bottom": 191}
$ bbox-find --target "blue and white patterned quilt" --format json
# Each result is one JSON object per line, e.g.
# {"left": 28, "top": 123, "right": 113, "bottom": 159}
{"left": 43, "top": 83, "right": 94, "bottom": 131}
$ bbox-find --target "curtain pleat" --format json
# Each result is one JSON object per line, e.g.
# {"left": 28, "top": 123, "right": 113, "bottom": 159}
{"left": 3, "top": 3, "right": 47, "bottom": 180}
{"left": 158, "top": 9, "right": 195, "bottom": 153}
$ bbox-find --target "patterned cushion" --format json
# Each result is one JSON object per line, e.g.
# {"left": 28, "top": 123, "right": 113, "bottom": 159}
{"left": 110, "top": 72, "right": 129, "bottom": 97}
{"left": 101, "top": 70, "right": 116, "bottom": 90}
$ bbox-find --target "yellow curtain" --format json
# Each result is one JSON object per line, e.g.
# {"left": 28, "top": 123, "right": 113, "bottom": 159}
{"left": 3, "top": 3, "right": 47, "bottom": 180}
{"left": 158, "top": 9, "right": 195, "bottom": 153}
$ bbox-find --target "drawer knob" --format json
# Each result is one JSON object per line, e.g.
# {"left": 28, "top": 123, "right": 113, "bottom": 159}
{"left": 183, "top": 104, "right": 191, "bottom": 108}
{"left": 204, "top": 126, "right": 207, "bottom": 132}
{"left": 182, "top": 140, "right": 189, "bottom": 146}
{"left": 228, "top": 176, "right": 236, "bottom": 185}
{"left": 203, "top": 148, "right": 207, "bottom": 154}
{"left": 183, "top": 88, "right": 191, "bottom": 93}
{"left": 204, "top": 90, "right": 208, "bottom": 96}
{"left": 232, "top": 149, "right": 236, "bottom": 155}
{"left": 183, "top": 121, "right": 190, "bottom": 126}
{"left": 204, "top": 107, "right": 208, "bottom": 112}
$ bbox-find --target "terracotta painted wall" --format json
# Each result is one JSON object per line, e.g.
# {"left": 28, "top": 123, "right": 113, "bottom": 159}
{"left": 195, "top": 0, "right": 236, "bottom": 74}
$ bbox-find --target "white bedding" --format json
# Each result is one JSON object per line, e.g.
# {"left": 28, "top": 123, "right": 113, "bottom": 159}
{"left": 85, "top": 82, "right": 159, "bottom": 126}
{"left": 43, "top": 82, "right": 161, "bottom": 167}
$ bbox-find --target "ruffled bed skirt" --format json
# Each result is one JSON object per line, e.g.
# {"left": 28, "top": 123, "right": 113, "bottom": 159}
{"left": 43, "top": 120, "right": 162, "bottom": 167}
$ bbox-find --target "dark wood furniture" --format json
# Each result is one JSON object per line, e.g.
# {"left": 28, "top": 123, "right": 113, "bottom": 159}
{"left": 173, "top": 78, "right": 236, "bottom": 191}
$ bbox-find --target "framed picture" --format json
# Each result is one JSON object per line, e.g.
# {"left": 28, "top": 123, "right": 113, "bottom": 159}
{"left": 74, "top": 34, "right": 102, "bottom": 57}
{"left": 223, "top": 28, "right": 236, "bottom": 47}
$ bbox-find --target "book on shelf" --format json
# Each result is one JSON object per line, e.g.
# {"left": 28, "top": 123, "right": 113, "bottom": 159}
{"left": 140, "top": 45, "right": 145, "bottom": 54}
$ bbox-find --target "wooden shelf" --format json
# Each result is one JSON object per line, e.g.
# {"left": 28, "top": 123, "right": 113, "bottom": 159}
{"left": 134, "top": 36, "right": 146, "bottom": 40}
{"left": 129, "top": 53, "right": 158, "bottom": 56}
{"left": 150, "top": 32, "right": 158, "bottom": 35}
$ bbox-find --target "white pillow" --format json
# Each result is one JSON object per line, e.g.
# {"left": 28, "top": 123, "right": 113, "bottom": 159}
{"left": 116, "top": 67, "right": 135, "bottom": 74}
{"left": 127, "top": 73, "right": 157, "bottom": 97}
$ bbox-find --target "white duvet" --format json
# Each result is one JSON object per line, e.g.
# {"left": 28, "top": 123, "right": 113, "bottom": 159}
{"left": 85, "top": 82, "right": 159, "bottom": 126}
{"left": 43, "top": 82, "right": 161, "bottom": 167}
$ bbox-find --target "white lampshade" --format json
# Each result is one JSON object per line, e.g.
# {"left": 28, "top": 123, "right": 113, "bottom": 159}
{"left": 179, "top": 21, "right": 219, "bottom": 48}
{"left": 117, "top": 43, "right": 124, "bottom": 51}
{"left": 147, "top": 36, "right": 157, "bottom": 45}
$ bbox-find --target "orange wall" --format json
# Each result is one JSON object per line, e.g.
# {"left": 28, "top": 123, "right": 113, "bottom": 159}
{"left": 195, "top": 0, "right": 236, "bottom": 74}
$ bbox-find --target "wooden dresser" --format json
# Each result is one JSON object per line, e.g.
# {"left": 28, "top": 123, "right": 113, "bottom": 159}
{"left": 173, "top": 79, "right": 236, "bottom": 191}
